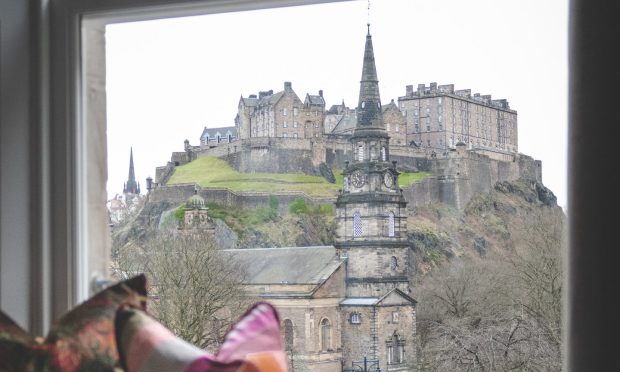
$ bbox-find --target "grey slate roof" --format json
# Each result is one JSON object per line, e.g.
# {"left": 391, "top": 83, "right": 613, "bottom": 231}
{"left": 223, "top": 246, "right": 342, "bottom": 284}
{"left": 382, "top": 99, "right": 399, "bottom": 113}
{"left": 201, "top": 126, "right": 237, "bottom": 139}
{"left": 241, "top": 97, "right": 259, "bottom": 107}
{"left": 340, "top": 298, "right": 379, "bottom": 306}
{"left": 332, "top": 111, "right": 357, "bottom": 134}
{"left": 305, "top": 94, "right": 325, "bottom": 105}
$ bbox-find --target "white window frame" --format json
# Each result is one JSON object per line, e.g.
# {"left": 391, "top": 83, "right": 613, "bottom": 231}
{"left": 45, "top": 0, "right": 342, "bottom": 331}
{"left": 17, "top": 4, "right": 601, "bottom": 368}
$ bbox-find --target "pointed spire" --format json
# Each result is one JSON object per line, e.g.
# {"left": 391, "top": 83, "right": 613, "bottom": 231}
{"left": 124, "top": 147, "right": 140, "bottom": 194}
{"left": 355, "top": 26, "right": 384, "bottom": 132}
{"left": 128, "top": 147, "right": 136, "bottom": 183}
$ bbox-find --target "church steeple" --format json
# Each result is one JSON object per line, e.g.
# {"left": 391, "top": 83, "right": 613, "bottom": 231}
{"left": 354, "top": 26, "right": 385, "bottom": 134}
{"left": 123, "top": 147, "right": 140, "bottom": 194}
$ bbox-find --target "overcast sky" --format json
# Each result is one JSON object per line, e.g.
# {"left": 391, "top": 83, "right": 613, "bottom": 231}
{"left": 106, "top": 0, "right": 568, "bottom": 207}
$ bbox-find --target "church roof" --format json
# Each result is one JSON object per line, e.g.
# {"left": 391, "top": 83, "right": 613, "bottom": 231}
{"left": 223, "top": 246, "right": 342, "bottom": 285}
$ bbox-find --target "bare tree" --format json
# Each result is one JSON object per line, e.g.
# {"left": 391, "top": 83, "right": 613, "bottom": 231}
{"left": 416, "top": 206, "right": 564, "bottom": 371}
{"left": 114, "top": 230, "right": 252, "bottom": 351}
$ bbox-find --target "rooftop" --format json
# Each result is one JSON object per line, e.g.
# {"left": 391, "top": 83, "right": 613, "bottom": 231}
{"left": 223, "top": 246, "right": 342, "bottom": 285}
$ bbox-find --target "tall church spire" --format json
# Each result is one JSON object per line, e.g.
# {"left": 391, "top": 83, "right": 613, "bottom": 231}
{"left": 123, "top": 147, "right": 140, "bottom": 194}
{"left": 355, "top": 26, "right": 384, "bottom": 132}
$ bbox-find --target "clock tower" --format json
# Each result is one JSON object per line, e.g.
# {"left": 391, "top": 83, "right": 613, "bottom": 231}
{"left": 335, "top": 27, "right": 410, "bottom": 298}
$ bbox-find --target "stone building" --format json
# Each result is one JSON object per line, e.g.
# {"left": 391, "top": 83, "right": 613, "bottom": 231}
{"left": 225, "top": 246, "right": 346, "bottom": 372}
{"left": 398, "top": 82, "right": 518, "bottom": 160}
{"left": 200, "top": 126, "right": 237, "bottom": 146}
{"left": 382, "top": 99, "right": 407, "bottom": 146}
{"left": 235, "top": 82, "right": 326, "bottom": 140}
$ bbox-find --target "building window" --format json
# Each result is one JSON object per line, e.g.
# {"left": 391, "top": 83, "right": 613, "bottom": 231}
{"left": 293, "top": 121, "right": 298, "bottom": 128}
{"left": 283, "top": 133, "right": 288, "bottom": 137}
{"left": 283, "top": 108, "right": 288, "bottom": 116}
{"left": 358, "top": 145, "right": 364, "bottom": 162}
{"left": 293, "top": 107, "right": 298, "bottom": 116}
{"left": 381, "top": 146, "right": 387, "bottom": 161}
{"left": 350, "top": 312, "right": 361, "bottom": 324}
{"left": 283, "top": 121, "right": 288, "bottom": 128}
{"left": 395, "top": 124, "right": 399, "bottom": 132}
{"left": 353, "top": 212, "right": 363, "bottom": 237}
{"left": 388, "top": 212, "right": 395, "bottom": 237}
{"left": 293, "top": 133, "right": 298, "bottom": 138}
{"left": 283, "top": 319, "right": 294, "bottom": 351}
{"left": 427, "top": 139, "right": 431, "bottom": 147}
{"left": 387, "top": 123, "right": 391, "bottom": 131}
{"left": 392, "top": 311, "right": 399, "bottom": 323}
{"left": 320, "top": 318, "right": 331, "bottom": 351}
{"left": 386, "top": 333, "right": 405, "bottom": 365}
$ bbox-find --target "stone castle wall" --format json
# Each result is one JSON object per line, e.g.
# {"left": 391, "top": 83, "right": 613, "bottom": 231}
{"left": 148, "top": 184, "right": 334, "bottom": 214}
{"left": 157, "top": 138, "right": 542, "bottom": 211}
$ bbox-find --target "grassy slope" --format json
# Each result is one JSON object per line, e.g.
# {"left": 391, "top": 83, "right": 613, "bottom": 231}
{"left": 167, "top": 156, "right": 429, "bottom": 196}
{"left": 168, "top": 157, "right": 340, "bottom": 196}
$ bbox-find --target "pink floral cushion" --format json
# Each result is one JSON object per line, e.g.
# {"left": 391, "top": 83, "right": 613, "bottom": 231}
{"left": 115, "top": 302, "right": 287, "bottom": 372}
{"left": 0, "top": 274, "right": 148, "bottom": 372}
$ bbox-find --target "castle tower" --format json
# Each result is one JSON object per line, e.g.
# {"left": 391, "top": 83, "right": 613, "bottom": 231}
{"left": 337, "top": 27, "right": 416, "bottom": 371}
{"left": 123, "top": 147, "right": 140, "bottom": 195}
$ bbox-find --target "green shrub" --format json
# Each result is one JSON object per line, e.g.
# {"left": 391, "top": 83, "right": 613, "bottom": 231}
{"left": 173, "top": 203, "right": 186, "bottom": 222}
{"left": 289, "top": 197, "right": 309, "bottom": 214}
{"left": 311, "top": 203, "right": 334, "bottom": 215}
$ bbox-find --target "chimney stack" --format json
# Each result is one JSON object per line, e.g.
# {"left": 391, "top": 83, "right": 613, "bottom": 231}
{"left": 406, "top": 85, "right": 413, "bottom": 96}
{"left": 319, "top": 90, "right": 323, "bottom": 97}
{"left": 284, "top": 81, "right": 292, "bottom": 91}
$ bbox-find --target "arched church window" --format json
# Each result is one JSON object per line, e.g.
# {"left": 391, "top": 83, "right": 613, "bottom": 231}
{"left": 353, "top": 212, "right": 363, "bottom": 237}
{"left": 387, "top": 332, "right": 405, "bottom": 364}
{"left": 320, "top": 318, "right": 331, "bottom": 351}
{"left": 358, "top": 145, "right": 364, "bottom": 162}
{"left": 388, "top": 212, "right": 395, "bottom": 237}
{"left": 283, "top": 319, "right": 294, "bottom": 351}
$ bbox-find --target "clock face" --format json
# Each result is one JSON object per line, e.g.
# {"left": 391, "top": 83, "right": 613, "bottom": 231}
{"left": 351, "top": 170, "right": 365, "bottom": 188}
{"left": 383, "top": 171, "right": 395, "bottom": 188}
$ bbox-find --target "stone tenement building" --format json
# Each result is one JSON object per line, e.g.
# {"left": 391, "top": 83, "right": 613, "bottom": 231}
{"left": 398, "top": 82, "right": 518, "bottom": 161}
{"left": 235, "top": 81, "right": 326, "bottom": 140}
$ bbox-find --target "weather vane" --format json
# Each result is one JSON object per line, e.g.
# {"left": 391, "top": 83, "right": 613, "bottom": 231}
{"left": 367, "top": 0, "right": 371, "bottom": 34}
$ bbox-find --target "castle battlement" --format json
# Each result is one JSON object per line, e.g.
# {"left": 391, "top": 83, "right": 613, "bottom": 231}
{"left": 402, "top": 82, "right": 514, "bottom": 111}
